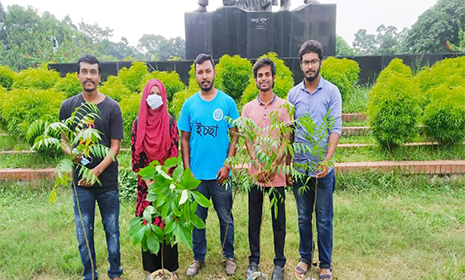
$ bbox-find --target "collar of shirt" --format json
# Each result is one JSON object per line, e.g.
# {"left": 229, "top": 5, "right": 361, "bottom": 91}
{"left": 256, "top": 93, "right": 277, "bottom": 105}
{"left": 299, "top": 76, "right": 324, "bottom": 95}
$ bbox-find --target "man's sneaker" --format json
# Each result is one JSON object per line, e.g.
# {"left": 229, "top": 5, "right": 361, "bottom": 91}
{"left": 225, "top": 258, "right": 237, "bottom": 275}
{"left": 246, "top": 262, "right": 259, "bottom": 279}
{"left": 186, "top": 260, "right": 203, "bottom": 276}
{"left": 272, "top": 265, "right": 284, "bottom": 280}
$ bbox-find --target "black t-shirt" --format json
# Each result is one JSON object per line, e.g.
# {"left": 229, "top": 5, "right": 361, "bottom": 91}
{"left": 59, "top": 93, "right": 124, "bottom": 192}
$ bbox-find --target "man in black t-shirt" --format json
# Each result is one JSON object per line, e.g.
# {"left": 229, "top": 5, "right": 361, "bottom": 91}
{"left": 59, "top": 54, "right": 124, "bottom": 280}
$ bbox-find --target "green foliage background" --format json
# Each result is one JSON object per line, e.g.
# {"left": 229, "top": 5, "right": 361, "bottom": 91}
{"left": 367, "top": 59, "right": 421, "bottom": 148}
{"left": 321, "top": 57, "right": 360, "bottom": 100}
{"left": 241, "top": 52, "right": 294, "bottom": 107}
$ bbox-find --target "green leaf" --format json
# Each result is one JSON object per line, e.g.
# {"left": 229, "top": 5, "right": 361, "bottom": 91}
{"left": 191, "top": 191, "right": 212, "bottom": 208}
{"left": 156, "top": 165, "right": 172, "bottom": 180}
{"left": 49, "top": 188, "right": 57, "bottom": 203}
{"left": 174, "top": 223, "right": 193, "bottom": 249}
{"left": 172, "top": 165, "right": 183, "bottom": 182}
{"left": 138, "top": 165, "right": 155, "bottom": 180}
{"left": 146, "top": 235, "right": 160, "bottom": 255}
{"left": 191, "top": 214, "right": 206, "bottom": 229}
{"left": 179, "top": 189, "right": 189, "bottom": 205}
{"left": 164, "top": 157, "right": 178, "bottom": 169}
{"left": 179, "top": 167, "right": 201, "bottom": 190}
{"left": 164, "top": 219, "right": 175, "bottom": 234}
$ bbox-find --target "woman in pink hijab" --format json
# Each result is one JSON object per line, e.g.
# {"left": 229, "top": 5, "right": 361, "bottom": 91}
{"left": 131, "top": 79, "right": 179, "bottom": 280}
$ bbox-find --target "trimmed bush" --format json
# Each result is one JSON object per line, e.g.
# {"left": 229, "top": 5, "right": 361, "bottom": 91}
{"left": 170, "top": 87, "right": 198, "bottom": 119}
{"left": 415, "top": 56, "right": 465, "bottom": 92}
{"left": 367, "top": 60, "right": 421, "bottom": 148}
{"left": 321, "top": 57, "right": 360, "bottom": 100}
{"left": 53, "top": 73, "right": 82, "bottom": 98}
{"left": 376, "top": 58, "right": 412, "bottom": 83}
{"left": 241, "top": 52, "right": 294, "bottom": 107}
{"left": 414, "top": 57, "right": 465, "bottom": 108}
{"left": 0, "top": 65, "right": 16, "bottom": 90}
{"left": 423, "top": 85, "right": 465, "bottom": 146}
{"left": 100, "top": 76, "right": 132, "bottom": 102}
{"left": 214, "top": 54, "right": 252, "bottom": 102}
{"left": 170, "top": 63, "right": 199, "bottom": 118}
{"left": 118, "top": 62, "right": 148, "bottom": 92}
{"left": 138, "top": 71, "right": 185, "bottom": 102}
{"left": 12, "top": 67, "right": 60, "bottom": 89}
{"left": 0, "top": 88, "right": 64, "bottom": 139}
{"left": 119, "top": 93, "right": 142, "bottom": 145}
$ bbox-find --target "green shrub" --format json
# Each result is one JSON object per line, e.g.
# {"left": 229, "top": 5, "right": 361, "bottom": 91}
{"left": 0, "top": 65, "right": 16, "bottom": 90}
{"left": 169, "top": 63, "right": 200, "bottom": 118}
{"left": 414, "top": 56, "right": 465, "bottom": 93}
{"left": 0, "top": 86, "right": 7, "bottom": 122}
{"left": 367, "top": 68, "right": 421, "bottom": 149}
{"left": 376, "top": 58, "right": 412, "bottom": 83}
{"left": 12, "top": 67, "right": 60, "bottom": 90}
{"left": 0, "top": 89, "right": 64, "bottom": 139}
{"left": 118, "top": 62, "right": 148, "bottom": 92}
{"left": 119, "top": 93, "right": 142, "bottom": 145}
{"left": 170, "top": 87, "right": 198, "bottom": 119}
{"left": 53, "top": 73, "right": 82, "bottom": 98}
{"left": 138, "top": 71, "right": 185, "bottom": 102}
{"left": 241, "top": 52, "right": 294, "bottom": 107}
{"left": 423, "top": 85, "right": 465, "bottom": 146}
{"left": 321, "top": 57, "right": 360, "bottom": 100}
{"left": 414, "top": 57, "right": 465, "bottom": 109}
{"left": 214, "top": 54, "right": 252, "bottom": 102}
{"left": 100, "top": 76, "right": 132, "bottom": 102}
{"left": 118, "top": 168, "right": 138, "bottom": 201}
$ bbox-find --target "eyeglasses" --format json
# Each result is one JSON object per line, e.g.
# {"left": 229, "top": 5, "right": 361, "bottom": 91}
{"left": 301, "top": 59, "right": 320, "bottom": 67}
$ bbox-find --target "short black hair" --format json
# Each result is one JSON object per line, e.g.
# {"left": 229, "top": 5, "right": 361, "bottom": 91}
{"left": 77, "top": 54, "right": 101, "bottom": 74}
{"left": 194, "top": 53, "right": 215, "bottom": 71}
{"left": 253, "top": 57, "right": 276, "bottom": 79}
{"left": 299, "top": 40, "right": 323, "bottom": 62}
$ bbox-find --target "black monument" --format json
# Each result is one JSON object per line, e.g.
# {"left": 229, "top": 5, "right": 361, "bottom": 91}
{"left": 185, "top": 3, "right": 336, "bottom": 60}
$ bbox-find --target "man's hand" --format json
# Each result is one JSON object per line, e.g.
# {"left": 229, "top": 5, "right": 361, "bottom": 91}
{"left": 217, "top": 166, "right": 230, "bottom": 185}
{"left": 316, "top": 161, "right": 329, "bottom": 178}
{"left": 286, "top": 174, "right": 294, "bottom": 186}
{"left": 78, "top": 168, "right": 101, "bottom": 187}
{"left": 144, "top": 179, "right": 154, "bottom": 187}
{"left": 73, "top": 154, "right": 82, "bottom": 164}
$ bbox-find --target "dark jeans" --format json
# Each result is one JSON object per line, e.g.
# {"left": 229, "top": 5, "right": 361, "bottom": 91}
{"left": 192, "top": 180, "right": 234, "bottom": 261}
{"left": 293, "top": 169, "right": 335, "bottom": 269}
{"left": 72, "top": 187, "right": 123, "bottom": 280}
{"left": 142, "top": 243, "right": 178, "bottom": 272}
{"left": 248, "top": 185, "right": 286, "bottom": 267}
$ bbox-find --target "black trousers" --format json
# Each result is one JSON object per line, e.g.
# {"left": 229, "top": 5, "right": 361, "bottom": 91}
{"left": 142, "top": 243, "right": 179, "bottom": 273}
{"left": 248, "top": 185, "right": 286, "bottom": 267}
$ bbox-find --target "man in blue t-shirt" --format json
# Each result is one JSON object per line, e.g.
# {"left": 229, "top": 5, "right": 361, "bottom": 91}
{"left": 178, "top": 53, "right": 239, "bottom": 277}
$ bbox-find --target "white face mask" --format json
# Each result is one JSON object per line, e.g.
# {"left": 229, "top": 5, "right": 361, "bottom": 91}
{"left": 146, "top": 94, "right": 163, "bottom": 110}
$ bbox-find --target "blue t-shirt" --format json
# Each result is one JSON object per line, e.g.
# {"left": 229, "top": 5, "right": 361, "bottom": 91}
{"left": 178, "top": 90, "right": 239, "bottom": 180}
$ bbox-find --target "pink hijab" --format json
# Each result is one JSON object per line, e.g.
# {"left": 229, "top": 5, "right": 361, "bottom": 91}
{"left": 135, "top": 79, "right": 171, "bottom": 164}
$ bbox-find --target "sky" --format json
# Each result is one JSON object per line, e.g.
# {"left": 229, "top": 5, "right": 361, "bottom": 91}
{"left": 2, "top": 0, "right": 438, "bottom": 46}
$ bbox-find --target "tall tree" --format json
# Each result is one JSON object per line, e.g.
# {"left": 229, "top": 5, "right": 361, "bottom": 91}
{"left": 400, "top": 0, "right": 465, "bottom": 54}
{"left": 352, "top": 29, "right": 377, "bottom": 55}
{"left": 336, "top": 35, "right": 356, "bottom": 56}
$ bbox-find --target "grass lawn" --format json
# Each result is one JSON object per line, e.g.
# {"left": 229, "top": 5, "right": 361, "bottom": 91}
{"left": 1, "top": 173, "right": 464, "bottom": 280}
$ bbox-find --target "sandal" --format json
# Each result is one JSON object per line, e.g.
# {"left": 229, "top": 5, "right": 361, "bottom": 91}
{"left": 320, "top": 269, "right": 332, "bottom": 280}
{"left": 294, "top": 262, "right": 308, "bottom": 279}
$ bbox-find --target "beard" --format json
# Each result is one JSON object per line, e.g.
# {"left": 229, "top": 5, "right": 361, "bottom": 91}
{"left": 255, "top": 82, "right": 274, "bottom": 92}
{"left": 82, "top": 81, "right": 97, "bottom": 93}
{"left": 198, "top": 78, "right": 215, "bottom": 92}
{"left": 304, "top": 67, "right": 321, "bottom": 82}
